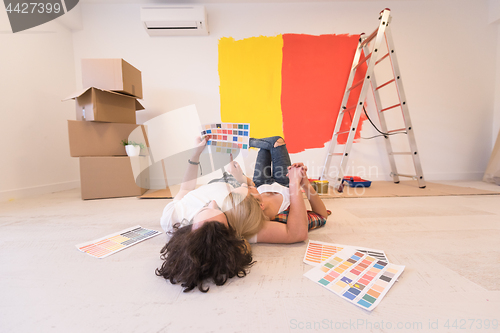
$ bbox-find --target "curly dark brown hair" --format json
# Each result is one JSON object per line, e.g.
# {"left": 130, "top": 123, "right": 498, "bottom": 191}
{"left": 155, "top": 222, "right": 254, "bottom": 292}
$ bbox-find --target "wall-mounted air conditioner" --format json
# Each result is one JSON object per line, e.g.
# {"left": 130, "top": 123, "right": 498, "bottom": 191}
{"left": 140, "top": 5, "right": 208, "bottom": 36}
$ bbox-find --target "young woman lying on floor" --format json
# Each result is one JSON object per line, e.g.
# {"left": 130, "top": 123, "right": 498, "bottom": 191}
{"left": 156, "top": 135, "right": 328, "bottom": 292}
{"left": 222, "top": 136, "right": 329, "bottom": 244}
{"left": 156, "top": 136, "right": 253, "bottom": 293}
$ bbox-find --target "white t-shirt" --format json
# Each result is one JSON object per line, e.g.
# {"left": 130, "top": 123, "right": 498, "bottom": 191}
{"left": 248, "top": 182, "right": 291, "bottom": 244}
{"left": 257, "top": 182, "right": 290, "bottom": 213}
{"left": 160, "top": 182, "right": 234, "bottom": 241}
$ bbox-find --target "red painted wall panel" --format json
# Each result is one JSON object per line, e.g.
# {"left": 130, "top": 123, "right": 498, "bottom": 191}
{"left": 281, "top": 34, "right": 367, "bottom": 153}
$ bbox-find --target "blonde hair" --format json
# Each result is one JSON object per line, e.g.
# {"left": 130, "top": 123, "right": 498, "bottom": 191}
{"left": 222, "top": 192, "right": 266, "bottom": 240}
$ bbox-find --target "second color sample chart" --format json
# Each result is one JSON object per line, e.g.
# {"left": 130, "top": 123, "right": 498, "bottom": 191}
{"left": 304, "top": 247, "right": 404, "bottom": 311}
{"left": 303, "top": 240, "right": 389, "bottom": 266}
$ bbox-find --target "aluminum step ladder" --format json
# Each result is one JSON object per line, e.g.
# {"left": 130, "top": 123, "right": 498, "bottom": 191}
{"left": 320, "top": 8, "right": 425, "bottom": 192}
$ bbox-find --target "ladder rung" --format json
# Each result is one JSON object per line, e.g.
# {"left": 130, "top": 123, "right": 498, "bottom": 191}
{"left": 375, "top": 78, "right": 395, "bottom": 90}
{"left": 321, "top": 174, "right": 336, "bottom": 183}
{"left": 353, "top": 53, "right": 372, "bottom": 70}
{"left": 389, "top": 152, "right": 412, "bottom": 155}
{"left": 359, "top": 30, "right": 377, "bottom": 48}
{"left": 375, "top": 52, "right": 390, "bottom": 65}
{"left": 335, "top": 130, "right": 350, "bottom": 136}
{"left": 380, "top": 103, "right": 401, "bottom": 112}
{"left": 392, "top": 173, "right": 418, "bottom": 179}
{"left": 341, "top": 105, "right": 356, "bottom": 114}
{"left": 387, "top": 128, "right": 406, "bottom": 134}
{"left": 348, "top": 78, "right": 364, "bottom": 92}
{"left": 328, "top": 152, "right": 344, "bottom": 156}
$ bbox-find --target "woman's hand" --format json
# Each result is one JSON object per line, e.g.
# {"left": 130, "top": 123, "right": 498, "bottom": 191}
{"left": 192, "top": 135, "right": 211, "bottom": 159}
{"left": 287, "top": 166, "right": 304, "bottom": 188}
{"left": 290, "top": 163, "right": 328, "bottom": 218}
{"left": 289, "top": 162, "right": 307, "bottom": 172}
{"left": 288, "top": 163, "right": 309, "bottom": 189}
{"left": 226, "top": 160, "right": 247, "bottom": 184}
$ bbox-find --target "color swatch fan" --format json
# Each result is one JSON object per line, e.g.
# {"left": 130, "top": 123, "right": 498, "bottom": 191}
{"left": 76, "top": 226, "right": 161, "bottom": 259}
{"left": 202, "top": 123, "right": 250, "bottom": 155}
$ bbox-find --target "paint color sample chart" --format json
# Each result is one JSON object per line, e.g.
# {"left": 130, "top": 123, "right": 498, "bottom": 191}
{"left": 303, "top": 240, "right": 389, "bottom": 266}
{"left": 303, "top": 240, "right": 345, "bottom": 265}
{"left": 304, "top": 248, "right": 404, "bottom": 311}
{"left": 202, "top": 123, "right": 250, "bottom": 154}
{"left": 76, "top": 226, "right": 161, "bottom": 259}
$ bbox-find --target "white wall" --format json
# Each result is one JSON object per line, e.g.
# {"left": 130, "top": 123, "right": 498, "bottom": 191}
{"left": 490, "top": 0, "right": 500, "bottom": 149}
{"left": 1, "top": 0, "right": 497, "bottom": 200}
{"left": 0, "top": 9, "right": 79, "bottom": 201}
{"left": 71, "top": 0, "right": 496, "bottom": 184}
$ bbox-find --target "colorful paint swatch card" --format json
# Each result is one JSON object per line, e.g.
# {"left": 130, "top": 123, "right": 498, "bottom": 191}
{"left": 303, "top": 240, "right": 345, "bottom": 265}
{"left": 201, "top": 123, "right": 250, "bottom": 155}
{"left": 304, "top": 248, "right": 405, "bottom": 311}
{"left": 303, "top": 240, "right": 389, "bottom": 266}
{"left": 76, "top": 226, "right": 161, "bottom": 259}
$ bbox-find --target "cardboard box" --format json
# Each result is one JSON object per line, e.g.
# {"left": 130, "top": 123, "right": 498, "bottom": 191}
{"left": 67, "top": 120, "right": 147, "bottom": 157}
{"left": 64, "top": 87, "right": 144, "bottom": 124}
{"left": 82, "top": 58, "right": 143, "bottom": 99}
{"left": 79, "top": 156, "right": 150, "bottom": 200}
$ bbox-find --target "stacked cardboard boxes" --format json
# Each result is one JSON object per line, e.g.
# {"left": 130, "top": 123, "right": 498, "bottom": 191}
{"left": 65, "top": 59, "right": 149, "bottom": 200}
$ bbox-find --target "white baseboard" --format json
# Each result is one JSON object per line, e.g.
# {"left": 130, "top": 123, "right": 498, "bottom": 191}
{"left": 0, "top": 180, "right": 80, "bottom": 202}
{"left": 423, "top": 172, "right": 484, "bottom": 181}
{"left": 333, "top": 172, "right": 484, "bottom": 182}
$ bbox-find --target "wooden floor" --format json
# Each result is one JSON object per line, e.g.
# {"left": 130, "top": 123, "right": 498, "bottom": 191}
{"left": 1, "top": 181, "right": 499, "bottom": 333}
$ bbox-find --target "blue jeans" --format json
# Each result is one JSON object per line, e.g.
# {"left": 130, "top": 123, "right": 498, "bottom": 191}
{"left": 249, "top": 136, "right": 291, "bottom": 188}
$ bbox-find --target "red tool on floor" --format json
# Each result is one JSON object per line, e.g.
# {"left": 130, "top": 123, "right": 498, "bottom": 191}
{"left": 342, "top": 176, "right": 372, "bottom": 188}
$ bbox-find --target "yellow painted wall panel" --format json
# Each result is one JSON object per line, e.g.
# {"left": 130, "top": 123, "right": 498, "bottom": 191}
{"left": 218, "top": 36, "right": 284, "bottom": 139}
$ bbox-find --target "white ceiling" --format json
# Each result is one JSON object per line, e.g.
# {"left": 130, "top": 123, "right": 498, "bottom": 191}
{"left": 81, "top": 0, "right": 419, "bottom": 4}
